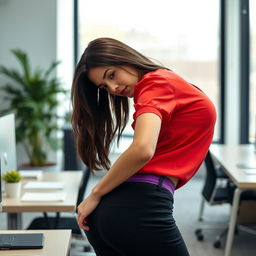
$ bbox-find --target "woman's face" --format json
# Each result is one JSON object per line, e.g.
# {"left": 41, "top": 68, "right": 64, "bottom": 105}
{"left": 88, "top": 65, "right": 139, "bottom": 98}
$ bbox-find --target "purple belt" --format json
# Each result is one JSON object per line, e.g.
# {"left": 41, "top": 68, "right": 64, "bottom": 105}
{"left": 125, "top": 174, "right": 175, "bottom": 194}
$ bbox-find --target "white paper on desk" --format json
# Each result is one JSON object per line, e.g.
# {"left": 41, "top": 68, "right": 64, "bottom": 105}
{"left": 23, "top": 181, "right": 65, "bottom": 190}
{"left": 19, "top": 170, "right": 43, "bottom": 179}
{"left": 12, "top": 255, "right": 40, "bottom": 256}
{"left": 243, "top": 169, "right": 256, "bottom": 175}
{"left": 237, "top": 163, "right": 256, "bottom": 169}
{"left": 21, "top": 192, "right": 66, "bottom": 201}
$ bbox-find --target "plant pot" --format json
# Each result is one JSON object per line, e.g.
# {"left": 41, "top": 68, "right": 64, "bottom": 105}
{"left": 5, "top": 182, "right": 22, "bottom": 198}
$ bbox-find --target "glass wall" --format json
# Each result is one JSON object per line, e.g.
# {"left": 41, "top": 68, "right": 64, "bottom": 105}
{"left": 249, "top": 0, "right": 256, "bottom": 142}
{"left": 78, "top": 0, "right": 220, "bottom": 140}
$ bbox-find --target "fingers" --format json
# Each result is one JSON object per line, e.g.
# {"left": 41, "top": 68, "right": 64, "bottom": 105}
{"left": 77, "top": 217, "right": 89, "bottom": 230}
{"left": 76, "top": 193, "right": 101, "bottom": 231}
{"left": 82, "top": 217, "right": 89, "bottom": 231}
{"left": 77, "top": 211, "right": 90, "bottom": 230}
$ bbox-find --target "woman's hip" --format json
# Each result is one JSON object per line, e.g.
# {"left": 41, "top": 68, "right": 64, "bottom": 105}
{"left": 86, "top": 182, "right": 189, "bottom": 255}
{"left": 88, "top": 182, "right": 175, "bottom": 232}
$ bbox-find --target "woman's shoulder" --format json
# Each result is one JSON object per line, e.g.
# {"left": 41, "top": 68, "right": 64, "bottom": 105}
{"left": 134, "top": 69, "right": 176, "bottom": 101}
{"left": 142, "top": 68, "right": 173, "bottom": 80}
{"left": 139, "top": 69, "right": 183, "bottom": 85}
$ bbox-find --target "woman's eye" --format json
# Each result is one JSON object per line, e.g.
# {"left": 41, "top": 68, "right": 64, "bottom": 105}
{"left": 109, "top": 72, "right": 115, "bottom": 79}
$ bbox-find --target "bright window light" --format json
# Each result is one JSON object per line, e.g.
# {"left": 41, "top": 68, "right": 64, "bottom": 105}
{"left": 78, "top": 0, "right": 220, "bottom": 141}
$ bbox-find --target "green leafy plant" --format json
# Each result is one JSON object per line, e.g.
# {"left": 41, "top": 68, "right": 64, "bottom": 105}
{"left": 2, "top": 170, "right": 23, "bottom": 183}
{"left": 0, "top": 49, "right": 67, "bottom": 166}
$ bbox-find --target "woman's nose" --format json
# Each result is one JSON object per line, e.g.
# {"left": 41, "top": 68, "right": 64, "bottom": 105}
{"left": 108, "top": 83, "right": 119, "bottom": 94}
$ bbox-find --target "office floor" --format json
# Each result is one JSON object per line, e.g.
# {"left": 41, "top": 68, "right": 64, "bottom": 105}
{"left": 0, "top": 154, "right": 255, "bottom": 255}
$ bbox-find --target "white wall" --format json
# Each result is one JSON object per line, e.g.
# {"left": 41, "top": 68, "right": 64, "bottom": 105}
{"left": 0, "top": 0, "right": 57, "bottom": 73}
{"left": 0, "top": 0, "right": 58, "bottom": 166}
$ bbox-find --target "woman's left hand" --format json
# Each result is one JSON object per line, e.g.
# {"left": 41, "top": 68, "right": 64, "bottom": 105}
{"left": 77, "top": 192, "right": 101, "bottom": 230}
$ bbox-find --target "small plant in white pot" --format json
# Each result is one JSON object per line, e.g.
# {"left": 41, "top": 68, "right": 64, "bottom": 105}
{"left": 2, "top": 170, "right": 23, "bottom": 198}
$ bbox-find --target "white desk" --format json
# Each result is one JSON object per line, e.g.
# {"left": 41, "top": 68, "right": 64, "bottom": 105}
{"left": 0, "top": 230, "right": 71, "bottom": 256}
{"left": 210, "top": 144, "right": 256, "bottom": 256}
{"left": 2, "top": 171, "right": 82, "bottom": 229}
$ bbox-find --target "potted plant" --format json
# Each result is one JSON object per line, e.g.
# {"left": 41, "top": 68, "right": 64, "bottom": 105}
{"left": 0, "top": 49, "right": 67, "bottom": 168}
{"left": 2, "top": 170, "right": 23, "bottom": 198}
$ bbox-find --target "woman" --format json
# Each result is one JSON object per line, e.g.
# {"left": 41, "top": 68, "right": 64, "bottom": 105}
{"left": 72, "top": 37, "right": 216, "bottom": 255}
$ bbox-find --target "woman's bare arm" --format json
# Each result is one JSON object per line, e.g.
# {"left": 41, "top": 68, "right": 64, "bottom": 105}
{"left": 92, "top": 112, "right": 162, "bottom": 197}
{"left": 77, "top": 112, "right": 162, "bottom": 229}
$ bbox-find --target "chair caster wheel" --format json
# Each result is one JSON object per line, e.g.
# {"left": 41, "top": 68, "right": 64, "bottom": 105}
{"left": 195, "top": 229, "right": 202, "bottom": 235}
{"left": 213, "top": 240, "right": 221, "bottom": 248}
{"left": 83, "top": 245, "right": 92, "bottom": 252}
{"left": 197, "top": 233, "right": 204, "bottom": 241}
{"left": 195, "top": 229, "right": 204, "bottom": 241}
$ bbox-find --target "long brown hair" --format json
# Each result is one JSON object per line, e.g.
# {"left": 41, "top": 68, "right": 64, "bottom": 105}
{"left": 71, "top": 37, "right": 166, "bottom": 171}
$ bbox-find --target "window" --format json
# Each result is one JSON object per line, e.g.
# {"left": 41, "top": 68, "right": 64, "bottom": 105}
{"left": 249, "top": 0, "right": 256, "bottom": 142}
{"left": 77, "top": 0, "right": 220, "bottom": 141}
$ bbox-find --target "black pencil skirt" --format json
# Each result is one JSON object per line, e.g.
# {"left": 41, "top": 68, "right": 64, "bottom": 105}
{"left": 86, "top": 181, "right": 190, "bottom": 256}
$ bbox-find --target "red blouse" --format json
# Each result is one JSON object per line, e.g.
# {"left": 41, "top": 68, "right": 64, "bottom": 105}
{"left": 132, "top": 69, "right": 216, "bottom": 189}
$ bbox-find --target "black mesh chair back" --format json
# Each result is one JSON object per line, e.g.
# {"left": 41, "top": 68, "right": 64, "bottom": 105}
{"left": 76, "top": 167, "right": 90, "bottom": 207}
{"left": 202, "top": 151, "right": 217, "bottom": 202}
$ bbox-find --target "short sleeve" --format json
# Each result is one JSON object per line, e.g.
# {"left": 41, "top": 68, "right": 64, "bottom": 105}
{"left": 133, "top": 73, "right": 176, "bottom": 122}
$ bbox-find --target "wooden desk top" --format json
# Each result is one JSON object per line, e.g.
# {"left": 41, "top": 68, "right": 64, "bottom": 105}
{"left": 0, "top": 229, "right": 71, "bottom": 256}
{"left": 2, "top": 171, "right": 83, "bottom": 213}
{"left": 210, "top": 144, "right": 256, "bottom": 189}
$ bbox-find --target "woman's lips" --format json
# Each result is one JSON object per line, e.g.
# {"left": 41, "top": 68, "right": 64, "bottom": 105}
{"left": 120, "top": 86, "right": 128, "bottom": 96}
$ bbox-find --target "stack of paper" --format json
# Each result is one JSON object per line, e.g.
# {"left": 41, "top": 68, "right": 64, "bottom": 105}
{"left": 19, "top": 170, "right": 43, "bottom": 180}
{"left": 237, "top": 162, "right": 256, "bottom": 169}
{"left": 21, "top": 192, "right": 66, "bottom": 202}
{"left": 243, "top": 169, "right": 256, "bottom": 175}
{"left": 237, "top": 162, "right": 256, "bottom": 175}
{"left": 24, "top": 181, "right": 65, "bottom": 190}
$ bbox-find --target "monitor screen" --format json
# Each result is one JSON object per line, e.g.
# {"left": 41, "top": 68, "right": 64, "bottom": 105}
{"left": 0, "top": 113, "right": 17, "bottom": 175}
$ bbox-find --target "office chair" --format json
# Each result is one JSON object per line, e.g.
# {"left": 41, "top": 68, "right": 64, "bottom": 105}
{"left": 195, "top": 150, "right": 233, "bottom": 248}
{"left": 195, "top": 150, "right": 256, "bottom": 248}
{"left": 63, "top": 125, "right": 84, "bottom": 170}
{"left": 27, "top": 167, "right": 92, "bottom": 253}
{"left": 197, "top": 150, "right": 229, "bottom": 222}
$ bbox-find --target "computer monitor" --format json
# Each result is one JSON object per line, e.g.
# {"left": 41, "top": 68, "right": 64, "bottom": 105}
{"left": 0, "top": 113, "right": 17, "bottom": 212}
{"left": 0, "top": 112, "right": 17, "bottom": 174}
{"left": 0, "top": 158, "right": 2, "bottom": 212}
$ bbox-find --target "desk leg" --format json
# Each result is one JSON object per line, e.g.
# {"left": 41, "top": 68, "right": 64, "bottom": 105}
{"left": 224, "top": 188, "right": 242, "bottom": 256}
{"left": 7, "top": 213, "right": 22, "bottom": 230}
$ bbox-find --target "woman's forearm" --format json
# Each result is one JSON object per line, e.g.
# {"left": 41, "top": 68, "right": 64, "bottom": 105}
{"left": 91, "top": 142, "right": 153, "bottom": 198}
